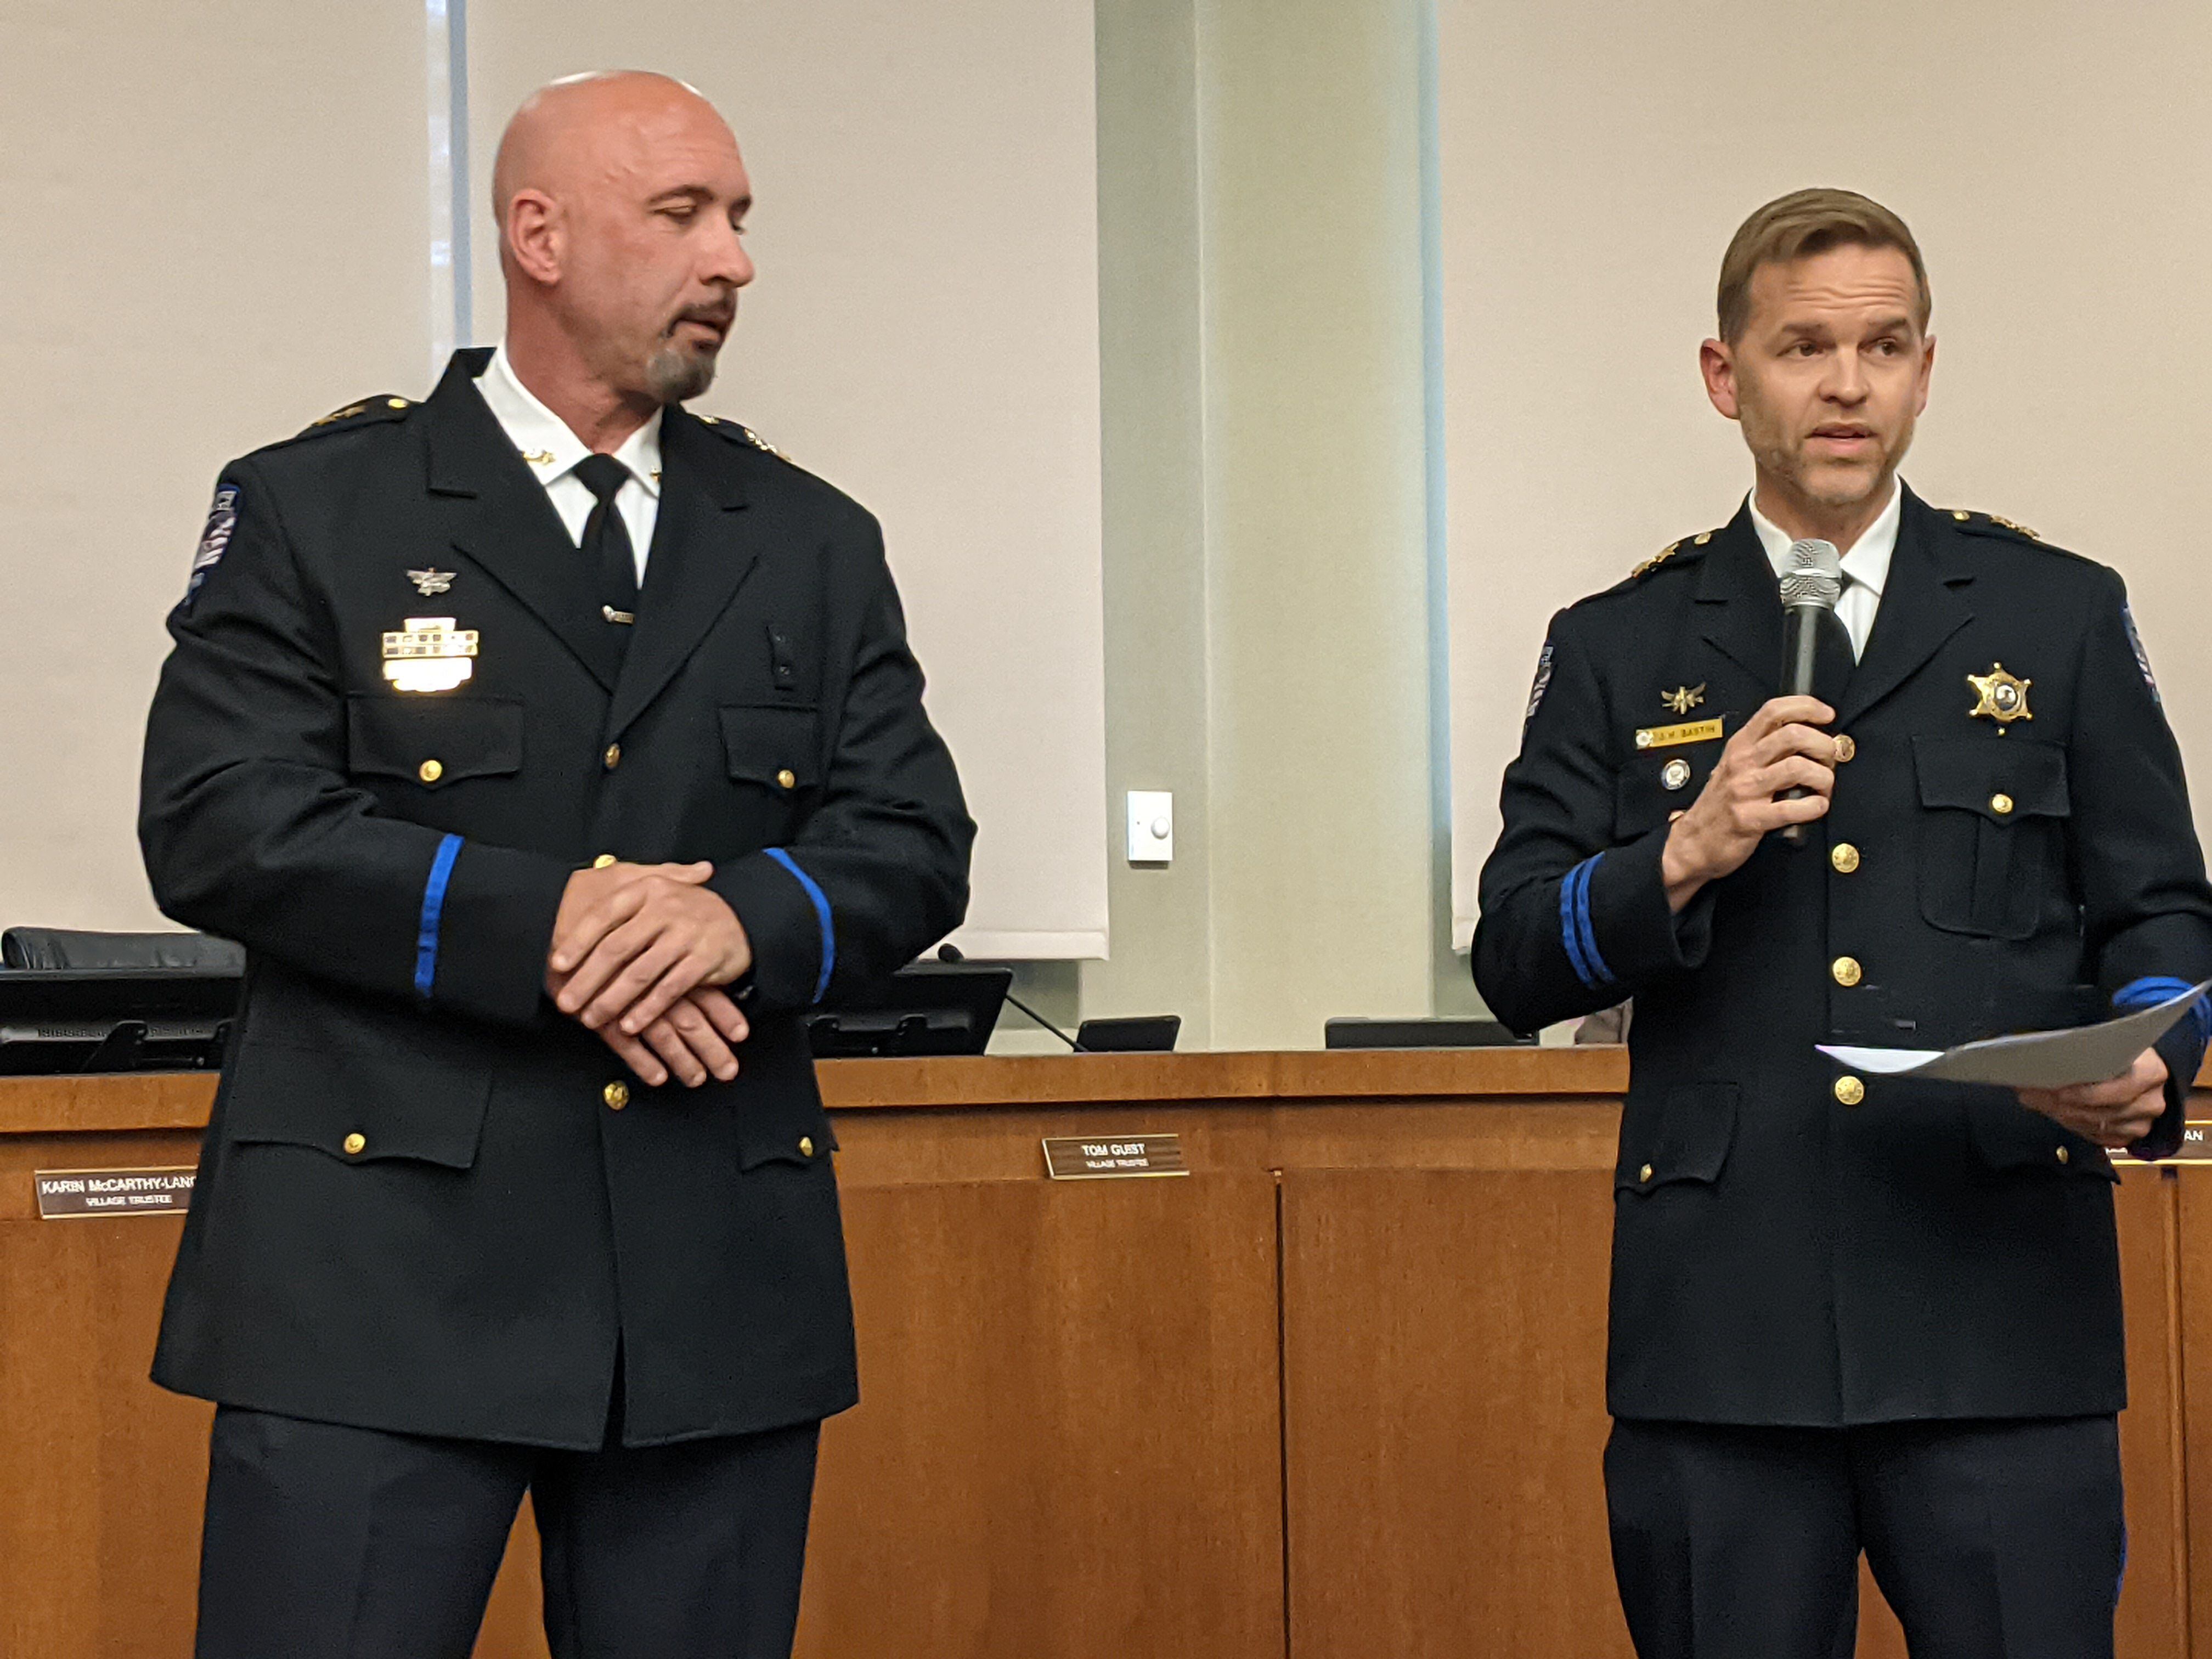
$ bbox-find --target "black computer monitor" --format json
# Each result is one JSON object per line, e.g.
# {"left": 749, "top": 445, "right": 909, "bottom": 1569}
{"left": 805, "top": 962, "right": 1012, "bottom": 1058}
{"left": 0, "top": 969, "right": 242, "bottom": 1075}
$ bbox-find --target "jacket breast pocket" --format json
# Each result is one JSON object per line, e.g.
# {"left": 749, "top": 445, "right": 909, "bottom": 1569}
{"left": 720, "top": 703, "right": 821, "bottom": 795}
{"left": 1912, "top": 736, "right": 2070, "bottom": 939}
{"left": 222, "top": 1037, "right": 490, "bottom": 1169}
{"left": 347, "top": 695, "right": 523, "bottom": 789}
{"left": 1615, "top": 724, "right": 1732, "bottom": 838}
{"left": 1616, "top": 1083, "right": 1739, "bottom": 1194}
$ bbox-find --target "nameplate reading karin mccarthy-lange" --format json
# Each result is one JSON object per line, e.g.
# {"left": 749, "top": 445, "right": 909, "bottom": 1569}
{"left": 35, "top": 1167, "right": 198, "bottom": 1219}
{"left": 1041, "top": 1136, "right": 1189, "bottom": 1181}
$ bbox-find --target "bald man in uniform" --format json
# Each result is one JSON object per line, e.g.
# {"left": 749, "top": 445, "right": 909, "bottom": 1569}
{"left": 140, "top": 73, "right": 973, "bottom": 1657}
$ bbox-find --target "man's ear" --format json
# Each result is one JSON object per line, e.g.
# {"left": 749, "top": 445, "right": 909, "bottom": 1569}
{"left": 1914, "top": 334, "right": 1936, "bottom": 417}
{"left": 1700, "top": 337, "right": 1741, "bottom": 421}
{"left": 505, "top": 190, "right": 563, "bottom": 287}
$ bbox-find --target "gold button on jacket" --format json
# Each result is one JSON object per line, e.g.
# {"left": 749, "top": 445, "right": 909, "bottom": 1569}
{"left": 602, "top": 1080, "right": 629, "bottom": 1111}
{"left": 1831, "top": 843, "right": 1861, "bottom": 874}
{"left": 776, "top": 769, "right": 798, "bottom": 791}
{"left": 1831, "top": 956, "right": 1863, "bottom": 988}
{"left": 343, "top": 1132, "right": 367, "bottom": 1155}
{"left": 799, "top": 1136, "right": 815, "bottom": 1158}
{"left": 602, "top": 743, "right": 622, "bottom": 771}
{"left": 1833, "top": 734, "right": 1856, "bottom": 764}
{"left": 1991, "top": 793, "right": 2014, "bottom": 815}
{"left": 1834, "top": 1076, "right": 1865, "bottom": 1107}
{"left": 591, "top": 853, "right": 617, "bottom": 869}
{"left": 417, "top": 758, "right": 443, "bottom": 784}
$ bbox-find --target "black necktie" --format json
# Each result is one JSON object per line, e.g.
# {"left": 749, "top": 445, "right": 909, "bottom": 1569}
{"left": 1812, "top": 576, "right": 1857, "bottom": 710}
{"left": 573, "top": 454, "right": 639, "bottom": 630}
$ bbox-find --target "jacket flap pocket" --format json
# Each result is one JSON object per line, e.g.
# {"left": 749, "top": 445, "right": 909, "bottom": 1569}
{"left": 347, "top": 695, "right": 523, "bottom": 787}
{"left": 720, "top": 703, "right": 821, "bottom": 789}
{"left": 1912, "top": 736, "right": 2069, "bottom": 821}
{"left": 1965, "top": 1097, "right": 2116, "bottom": 1182}
{"left": 736, "top": 1113, "right": 838, "bottom": 1172}
{"left": 223, "top": 1038, "right": 490, "bottom": 1169}
{"left": 1616, "top": 1083, "right": 1739, "bottom": 1191}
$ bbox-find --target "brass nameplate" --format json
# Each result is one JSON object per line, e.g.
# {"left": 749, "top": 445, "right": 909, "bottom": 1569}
{"left": 2172, "top": 1122, "right": 2212, "bottom": 1165}
{"left": 1634, "top": 718, "right": 1724, "bottom": 752}
{"left": 1042, "top": 1135, "right": 1189, "bottom": 1181}
{"left": 35, "top": 1166, "right": 197, "bottom": 1218}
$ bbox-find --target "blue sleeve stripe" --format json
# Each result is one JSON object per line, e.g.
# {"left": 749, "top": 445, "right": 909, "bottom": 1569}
{"left": 765, "top": 847, "right": 835, "bottom": 1005}
{"left": 413, "top": 834, "right": 463, "bottom": 1000}
{"left": 1572, "top": 855, "right": 1615, "bottom": 988}
{"left": 2114, "top": 975, "right": 2212, "bottom": 1048}
{"left": 1559, "top": 856, "right": 1613, "bottom": 991}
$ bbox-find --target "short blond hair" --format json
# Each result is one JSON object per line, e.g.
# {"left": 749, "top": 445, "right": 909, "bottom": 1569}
{"left": 1717, "top": 188, "right": 1931, "bottom": 342}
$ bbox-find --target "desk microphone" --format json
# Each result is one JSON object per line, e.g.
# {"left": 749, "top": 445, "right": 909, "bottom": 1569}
{"left": 1777, "top": 538, "right": 1844, "bottom": 848}
{"left": 936, "top": 944, "right": 1079, "bottom": 1050}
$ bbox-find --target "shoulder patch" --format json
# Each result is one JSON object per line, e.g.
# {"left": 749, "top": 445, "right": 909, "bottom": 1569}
{"left": 290, "top": 396, "right": 413, "bottom": 441}
{"left": 2123, "top": 602, "right": 2163, "bottom": 706}
{"left": 182, "top": 482, "right": 240, "bottom": 610}
{"left": 1524, "top": 638, "right": 1556, "bottom": 725}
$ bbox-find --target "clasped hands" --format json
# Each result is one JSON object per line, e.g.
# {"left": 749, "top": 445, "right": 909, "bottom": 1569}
{"left": 1662, "top": 695, "right": 2170, "bottom": 1150}
{"left": 545, "top": 860, "right": 754, "bottom": 1088}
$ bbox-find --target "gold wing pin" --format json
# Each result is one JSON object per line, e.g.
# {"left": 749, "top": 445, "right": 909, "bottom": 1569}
{"left": 1661, "top": 684, "right": 1705, "bottom": 716}
{"left": 1966, "top": 663, "right": 2032, "bottom": 723}
{"left": 407, "top": 568, "right": 455, "bottom": 597}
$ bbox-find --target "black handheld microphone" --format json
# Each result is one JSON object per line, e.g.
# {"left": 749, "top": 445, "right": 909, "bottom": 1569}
{"left": 936, "top": 943, "right": 1079, "bottom": 1050}
{"left": 1776, "top": 538, "right": 1844, "bottom": 848}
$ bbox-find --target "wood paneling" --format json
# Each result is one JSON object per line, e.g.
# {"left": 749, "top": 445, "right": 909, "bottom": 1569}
{"left": 4, "top": 1059, "right": 2210, "bottom": 1658}
{"left": 1282, "top": 1167, "right": 1629, "bottom": 1658}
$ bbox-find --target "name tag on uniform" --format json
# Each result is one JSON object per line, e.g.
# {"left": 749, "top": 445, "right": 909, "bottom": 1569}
{"left": 1634, "top": 718, "right": 1723, "bottom": 751}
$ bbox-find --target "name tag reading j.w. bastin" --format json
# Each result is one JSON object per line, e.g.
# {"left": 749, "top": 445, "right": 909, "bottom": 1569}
{"left": 1041, "top": 1135, "right": 1189, "bottom": 1181}
{"left": 35, "top": 1166, "right": 197, "bottom": 1218}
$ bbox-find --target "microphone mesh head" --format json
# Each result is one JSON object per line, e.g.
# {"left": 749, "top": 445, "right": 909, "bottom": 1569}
{"left": 1779, "top": 538, "right": 1843, "bottom": 610}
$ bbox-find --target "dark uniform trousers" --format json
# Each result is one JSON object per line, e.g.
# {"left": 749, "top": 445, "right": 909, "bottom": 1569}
{"left": 141, "top": 351, "right": 975, "bottom": 1656}
{"left": 1474, "top": 489, "right": 2212, "bottom": 1658}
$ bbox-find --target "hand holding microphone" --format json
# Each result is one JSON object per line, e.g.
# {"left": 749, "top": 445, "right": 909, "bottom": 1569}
{"left": 1657, "top": 541, "right": 1848, "bottom": 909}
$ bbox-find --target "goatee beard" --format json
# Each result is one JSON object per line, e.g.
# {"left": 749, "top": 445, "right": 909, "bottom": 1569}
{"left": 646, "top": 344, "right": 718, "bottom": 404}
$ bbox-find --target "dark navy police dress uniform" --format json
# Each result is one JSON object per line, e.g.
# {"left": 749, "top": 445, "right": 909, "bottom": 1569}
{"left": 1474, "top": 487, "right": 2212, "bottom": 1659}
{"left": 140, "top": 349, "right": 974, "bottom": 1658}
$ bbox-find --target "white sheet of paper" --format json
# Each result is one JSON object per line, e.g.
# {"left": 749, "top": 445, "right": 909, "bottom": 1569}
{"left": 1816, "top": 980, "right": 2212, "bottom": 1090}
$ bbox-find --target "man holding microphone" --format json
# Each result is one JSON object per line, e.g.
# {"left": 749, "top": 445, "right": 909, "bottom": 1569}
{"left": 1476, "top": 188, "right": 2212, "bottom": 1657}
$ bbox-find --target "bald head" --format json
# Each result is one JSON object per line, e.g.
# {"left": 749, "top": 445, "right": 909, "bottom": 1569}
{"left": 493, "top": 71, "right": 755, "bottom": 432}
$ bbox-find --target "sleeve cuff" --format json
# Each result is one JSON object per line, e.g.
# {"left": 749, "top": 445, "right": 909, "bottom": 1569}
{"left": 710, "top": 849, "right": 831, "bottom": 1013}
{"left": 1576, "top": 825, "right": 1714, "bottom": 990}
{"left": 420, "top": 840, "right": 573, "bottom": 1026}
{"left": 2117, "top": 978, "right": 2208, "bottom": 1161}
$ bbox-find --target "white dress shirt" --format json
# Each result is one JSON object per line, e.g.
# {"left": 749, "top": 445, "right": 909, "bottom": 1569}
{"left": 1747, "top": 482, "right": 1901, "bottom": 662}
{"left": 472, "top": 344, "right": 663, "bottom": 584}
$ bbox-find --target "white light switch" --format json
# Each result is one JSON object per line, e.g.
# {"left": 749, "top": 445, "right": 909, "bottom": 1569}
{"left": 1126, "top": 791, "right": 1173, "bottom": 864}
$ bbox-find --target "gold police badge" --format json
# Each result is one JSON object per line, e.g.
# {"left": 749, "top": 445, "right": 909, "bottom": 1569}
{"left": 382, "top": 617, "right": 479, "bottom": 693}
{"left": 1966, "top": 663, "right": 2032, "bottom": 724}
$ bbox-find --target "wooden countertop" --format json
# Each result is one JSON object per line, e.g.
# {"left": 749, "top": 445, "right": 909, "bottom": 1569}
{"left": 0, "top": 1047, "right": 1631, "bottom": 1137}
{"left": 6, "top": 1043, "right": 2208, "bottom": 1138}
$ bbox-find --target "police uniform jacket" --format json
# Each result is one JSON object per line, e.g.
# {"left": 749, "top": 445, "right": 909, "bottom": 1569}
{"left": 139, "top": 348, "right": 975, "bottom": 1449}
{"left": 1473, "top": 486, "right": 2212, "bottom": 1428}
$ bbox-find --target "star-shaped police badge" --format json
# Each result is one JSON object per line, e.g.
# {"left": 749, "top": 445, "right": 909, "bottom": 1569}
{"left": 408, "top": 568, "right": 456, "bottom": 597}
{"left": 1661, "top": 684, "right": 1706, "bottom": 716}
{"left": 1966, "top": 663, "right": 2032, "bottom": 723}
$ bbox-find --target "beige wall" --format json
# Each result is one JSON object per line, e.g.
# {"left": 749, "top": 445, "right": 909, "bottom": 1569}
{"left": 1442, "top": 0, "right": 2212, "bottom": 947}
{"left": 1062, "top": 0, "right": 1448, "bottom": 1052}
{"left": 0, "top": 2, "right": 432, "bottom": 934}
